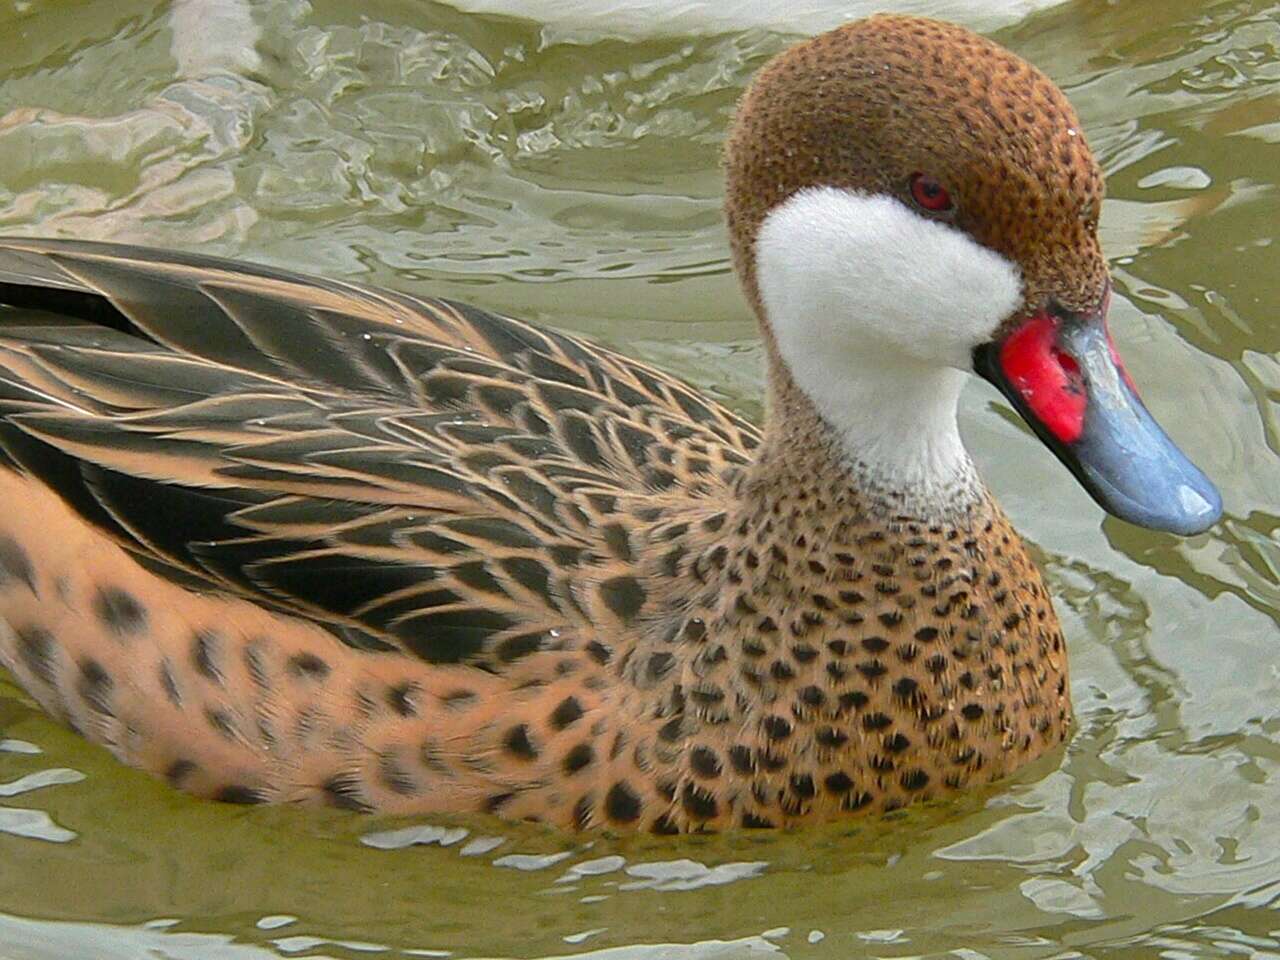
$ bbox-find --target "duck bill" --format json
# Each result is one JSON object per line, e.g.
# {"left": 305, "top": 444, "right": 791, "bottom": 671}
{"left": 972, "top": 295, "right": 1222, "bottom": 535}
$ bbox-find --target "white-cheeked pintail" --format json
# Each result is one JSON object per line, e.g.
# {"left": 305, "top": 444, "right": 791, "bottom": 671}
{"left": 0, "top": 15, "right": 1221, "bottom": 832}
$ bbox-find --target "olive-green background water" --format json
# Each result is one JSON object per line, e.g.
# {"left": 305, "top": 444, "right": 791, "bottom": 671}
{"left": 0, "top": 0, "right": 1277, "bottom": 957}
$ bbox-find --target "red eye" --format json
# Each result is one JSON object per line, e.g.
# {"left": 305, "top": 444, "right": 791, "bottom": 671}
{"left": 909, "top": 173, "right": 953, "bottom": 213}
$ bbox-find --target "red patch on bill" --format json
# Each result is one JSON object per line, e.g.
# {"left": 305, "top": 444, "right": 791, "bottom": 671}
{"left": 1106, "top": 327, "right": 1139, "bottom": 395}
{"left": 999, "top": 314, "right": 1086, "bottom": 444}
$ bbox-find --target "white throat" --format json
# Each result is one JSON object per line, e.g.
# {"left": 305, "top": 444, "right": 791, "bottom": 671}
{"left": 755, "top": 186, "right": 1023, "bottom": 516}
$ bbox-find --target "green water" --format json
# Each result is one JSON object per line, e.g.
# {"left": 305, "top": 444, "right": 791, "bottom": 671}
{"left": 0, "top": 0, "right": 1277, "bottom": 957}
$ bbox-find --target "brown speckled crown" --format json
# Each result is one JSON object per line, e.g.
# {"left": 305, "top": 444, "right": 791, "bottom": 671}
{"left": 725, "top": 14, "right": 1108, "bottom": 329}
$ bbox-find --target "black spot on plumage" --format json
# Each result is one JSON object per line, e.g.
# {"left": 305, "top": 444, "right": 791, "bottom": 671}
{"left": 742, "top": 812, "right": 775, "bottom": 829}
{"left": 682, "top": 617, "right": 707, "bottom": 643}
{"left": 485, "top": 792, "right": 515, "bottom": 813}
{"left": 789, "top": 773, "right": 816, "bottom": 799}
{"left": 645, "top": 466, "right": 678, "bottom": 491}
{"left": 599, "top": 576, "right": 645, "bottom": 622}
{"left": 323, "top": 774, "right": 372, "bottom": 812}
{"left": 192, "top": 630, "right": 223, "bottom": 684}
{"left": 573, "top": 793, "right": 595, "bottom": 830}
{"left": 658, "top": 715, "right": 685, "bottom": 742}
{"left": 386, "top": 682, "right": 419, "bottom": 716}
{"left": 16, "top": 625, "right": 57, "bottom": 687}
{"left": 816, "top": 726, "right": 849, "bottom": 748}
{"left": 690, "top": 684, "right": 725, "bottom": 706}
{"left": 901, "top": 769, "right": 930, "bottom": 791}
{"left": 728, "top": 744, "right": 754, "bottom": 774}
{"left": 563, "top": 743, "right": 594, "bottom": 774}
{"left": 94, "top": 586, "right": 147, "bottom": 637}
{"left": 885, "top": 732, "right": 911, "bottom": 753}
{"left": 602, "top": 523, "right": 633, "bottom": 561}
{"left": 893, "top": 677, "right": 919, "bottom": 699}
{"left": 215, "top": 784, "right": 266, "bottom": 805}
{"left": 242, "top": 641, "right": 270, "bottom": 688}
{"left": 159, "top": 658, "right": 182, "bottom": 707}
{"left": 660, "top": 545, "right": 686, "bottom": 578}
{"left": 791, "top": 644, "right": 819, "bottom": 663}
{"left": 838, "top": 690, "right": 869, "bottom": 713}
{"left": 647, "top": 651, "right": 675, "bottom": 681}
{"left": 797, "top": 685, "right": 825, "bottom": 708}
{"left": 862, "top": 712, "right": 892, "bottom": 731}
{"left": 0, "top": 536, "right": 35, "bottom": 591}
{"left": 379, "top": 754, "right": 418, "bottom": 795}
{"left": 762, "top": 715, "right": 792, "bottom": 740}
{"left": 690, "top": 745, "right": 722, "bottom": 778}
{"left": 605, "top": 781, "right": 642, "bottom": 823}
{"left": 915, "top": 626, "right": 940, "bottom": 642}
{"left": 77, "top": 659, "right": 113, "bottom": 715}
{"left": 682, "top": 782, "right": 718, "bottom": 820}
{"left": 504, "top": 723, "right": 539, "bottom": 760}
{"left": 861, "top": 636, "right": 889, "bottom": 653}
{"left": 824, "top": 771, "right": 854, "bottom": 794}
{"left": 550, "top": 696, "right": 585, "bottom": 729}
{"left": 702, "top": 512, "right": 728, "bottom": 534}
{"left": 166, "top": 759, "right": 197, "bottom": 787}
{"left": 857, "top": 660, "right": 887, "bottom": 680}
{"left": 586, "top": 640, "right": 612, "bottom": 664}
{"left": 205, "top": 707, "right": 237, "bottom": 740}
{"left": 962, "top": 703, "right": 985, "bottom": 720}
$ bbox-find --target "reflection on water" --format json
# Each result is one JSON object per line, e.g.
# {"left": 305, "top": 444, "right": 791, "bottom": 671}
{"left": 1, "top": 0, "right": 1278, "bottom": 957}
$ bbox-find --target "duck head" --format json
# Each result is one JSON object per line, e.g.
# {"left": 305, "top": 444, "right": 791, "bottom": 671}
{"left": 725, "top": 15, "right": 1221, "bottom": 535}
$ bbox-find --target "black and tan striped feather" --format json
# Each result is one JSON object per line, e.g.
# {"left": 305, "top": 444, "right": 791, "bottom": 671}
{"left": 0, "top": 237, "right": 759, "bottom": 668}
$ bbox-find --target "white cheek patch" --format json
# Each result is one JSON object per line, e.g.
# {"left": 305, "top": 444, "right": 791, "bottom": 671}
{"left": 754, "top": 186, "right": 1025, "bottom": 515}
{"left": 757, "top": 187, "right": 1022, "bottom": 368}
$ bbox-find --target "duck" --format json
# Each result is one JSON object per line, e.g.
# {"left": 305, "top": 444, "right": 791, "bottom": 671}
{"left": 0, "top": 15, "right": 1220, "bottom": 833}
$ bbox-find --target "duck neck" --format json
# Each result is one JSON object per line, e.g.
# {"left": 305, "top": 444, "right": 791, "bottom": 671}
{"left": 751, "top": 344, "right": 985, "bottom": 523}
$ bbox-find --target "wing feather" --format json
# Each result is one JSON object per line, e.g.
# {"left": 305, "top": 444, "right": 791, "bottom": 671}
{"left": 0, "top": 237, "right": 759, "bottom": 667}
